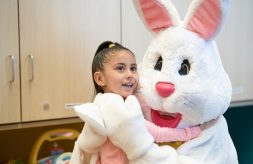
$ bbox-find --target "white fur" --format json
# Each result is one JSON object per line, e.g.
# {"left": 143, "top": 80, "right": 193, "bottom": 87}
{"left": 139, "top": 27, "right": 232, "bottom": 127}
{"left": 128, "top": 0, "right": 238, "bottom": 163}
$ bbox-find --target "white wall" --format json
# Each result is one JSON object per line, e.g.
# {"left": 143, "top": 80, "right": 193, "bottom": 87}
{"left": 122, "top": 0, "right": 253, "bottom": 106}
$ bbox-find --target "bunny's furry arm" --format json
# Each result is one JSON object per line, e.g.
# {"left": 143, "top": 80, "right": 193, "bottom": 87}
{"left": 70, "top": 124, "right": 106, "bottom": 164}
{"left": 92, "top": 93, "right": 179, "bottom": 163}
{"left": 73, "top": 103, "right": 107, "bottom": 152}
{"left": 70, "top": 103, "right": 107, "bottom": 164}
{"left": 77, "top": 124, "right": 106, "bottom": 153}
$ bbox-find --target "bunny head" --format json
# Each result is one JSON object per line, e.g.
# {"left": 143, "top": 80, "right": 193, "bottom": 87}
{"left": 134, "top": 0, "right": 232, "bottom": 128}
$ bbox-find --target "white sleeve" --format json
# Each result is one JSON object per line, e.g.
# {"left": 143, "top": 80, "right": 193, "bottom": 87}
{"left": 73, "top": 102, "right": 107, "bottom": 153}
{"left": 77, "top": 124, "right": 107, "bottom": 153}
{"left": 70, "top": 141, "right": 86, "bottom": 164}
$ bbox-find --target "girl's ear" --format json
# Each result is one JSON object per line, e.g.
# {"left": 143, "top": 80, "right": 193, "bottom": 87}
{"left": 94, "top": 72, "right": 106, "bottom": 87}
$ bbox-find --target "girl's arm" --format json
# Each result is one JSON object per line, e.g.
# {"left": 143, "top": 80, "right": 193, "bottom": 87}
{"left": 145, "top": 120, "right": 201, "bottom": 143}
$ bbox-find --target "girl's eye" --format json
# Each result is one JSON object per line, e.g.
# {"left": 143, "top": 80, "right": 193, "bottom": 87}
{"left": 116, "top": 66, "right": 124, "bottom": 71}
{"left": 179, "top": 59, "right": 190, "bottom": 75}
{"left": 131, "top": 66, "right": 137, "bottom": 72}
{"left": 154, "top": 56, "right": 163, "bottom": 71}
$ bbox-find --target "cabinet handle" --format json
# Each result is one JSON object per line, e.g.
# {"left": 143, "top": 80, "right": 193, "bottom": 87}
{"left": 9, "top": 55, "right": 15, "bottom": 83}
{"left": 29, "top": 55, "right": 34, "bottom": 81}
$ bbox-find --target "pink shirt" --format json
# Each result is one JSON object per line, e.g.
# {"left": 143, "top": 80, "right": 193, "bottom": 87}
{"left": 97, "top": 139, "right": 128, "bottom": 164}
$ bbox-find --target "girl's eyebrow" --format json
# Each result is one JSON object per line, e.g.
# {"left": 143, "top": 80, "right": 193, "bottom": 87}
{"left": 114, "top": 63, "right": 137, "bottom": 66}
{"left": 115, "top": 63, "right": 126, "bottom": 66}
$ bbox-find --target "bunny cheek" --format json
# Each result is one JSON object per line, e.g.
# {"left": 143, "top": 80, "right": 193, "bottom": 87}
{"left": 151, "top": 110, "right": 182, "bottom": 128}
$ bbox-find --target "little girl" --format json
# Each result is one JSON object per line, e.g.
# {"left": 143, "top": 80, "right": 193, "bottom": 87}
{"left": 70, "top": 41, "right": 201, "bottom": 164}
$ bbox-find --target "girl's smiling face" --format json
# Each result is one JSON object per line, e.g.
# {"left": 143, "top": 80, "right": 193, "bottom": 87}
{"left": 94, "top": 50, "right": 139, "bottom": 99}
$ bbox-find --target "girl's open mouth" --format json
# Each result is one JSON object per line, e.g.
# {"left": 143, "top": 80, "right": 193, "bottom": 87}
{"left": 151, "top": 109, "right": 182, "bottom": 128}
{"left": 122, "top": 83, "right": 134, "bottom": 88}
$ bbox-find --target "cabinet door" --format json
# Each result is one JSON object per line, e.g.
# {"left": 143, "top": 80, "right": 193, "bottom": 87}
{"left": 0, "top": 0, "right": 21, "bottom": 124}
{"left": 19, "top": 0, "right": 121, "bottom": 121}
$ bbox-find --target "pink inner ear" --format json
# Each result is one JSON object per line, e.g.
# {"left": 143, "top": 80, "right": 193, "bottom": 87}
{"left": 140, "top": 0, "right": 173, "bottom": 33}
{"left": 187, "top": 0, "right": 221, "bottom": 40}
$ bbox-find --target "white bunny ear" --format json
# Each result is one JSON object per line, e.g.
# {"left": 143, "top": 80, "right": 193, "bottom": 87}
{"left": 132, "top": 0, "right": 181, "bottom": 34}
{"left": 183, "top": 0, "right": 231, "bottom": 40}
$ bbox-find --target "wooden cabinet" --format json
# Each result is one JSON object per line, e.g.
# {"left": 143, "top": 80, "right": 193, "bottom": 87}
{"left": 0, "top": 0, "right": 121, "bottom": 124}
{"left": 122, "top": 0, "right": 253, "bottom": 106}
{"left": 0, "top": 0, "right": 21, "bottom": 124}
{"left": 19, "top": 0, "right": 121, "bottom": 122}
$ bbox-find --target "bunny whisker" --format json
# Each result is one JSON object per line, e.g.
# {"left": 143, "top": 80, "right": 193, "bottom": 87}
{"left": 183, "top": 102, "right": 194, "bottom": 110}
{"left": 184, "top": 97, "right": 198, "bottom": 107}
{"left": 184, "top": 92, "right": 200, "bottom": 95}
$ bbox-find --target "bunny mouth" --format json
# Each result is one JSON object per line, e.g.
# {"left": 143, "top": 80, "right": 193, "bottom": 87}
{"left": 151, "top": 109, "right": 182, "bottom": 128}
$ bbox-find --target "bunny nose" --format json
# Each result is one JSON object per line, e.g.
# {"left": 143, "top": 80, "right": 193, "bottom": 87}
{"left": 155, "top": 82, "right": 175, "bottom": 97}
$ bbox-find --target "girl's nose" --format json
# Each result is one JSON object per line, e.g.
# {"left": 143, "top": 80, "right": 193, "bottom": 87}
{"left": 155, "top": 82, "right": 175, "bottom": 97}
{"left": 126, "top": 70, "right": 133, "bottom": 78}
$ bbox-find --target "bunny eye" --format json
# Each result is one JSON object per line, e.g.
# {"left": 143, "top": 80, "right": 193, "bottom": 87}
{"left": 179, "top": 59, "right": 190, "bottom": 75}
{"left": 154, "top": 56, "right": 163, "bottom": 71}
